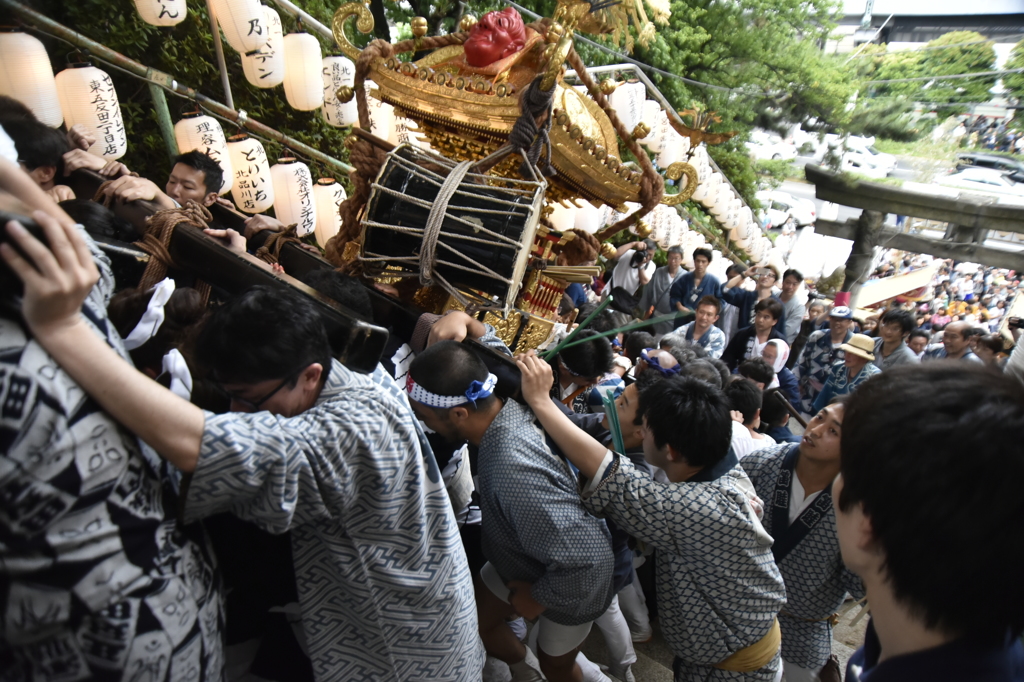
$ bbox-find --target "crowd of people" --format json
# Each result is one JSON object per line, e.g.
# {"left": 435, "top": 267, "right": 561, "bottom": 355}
{"left": 2, "top": 100, "right": 1024, "bottom": 682}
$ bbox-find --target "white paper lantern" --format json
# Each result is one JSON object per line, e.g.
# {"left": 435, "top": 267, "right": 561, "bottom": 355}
{"left": 270, "top": 157, "right": 316, "bottom": 236}
{"left": 391, "top": 115, "right": 424, "bottom": 147}
{"left": 55, "top": 63, "right": 126, "bottom": 159}
{"left": 363, "top": 80, "right": 396, "bottom": 139}
{"left": 549, "top": 202, "right": 578, "bottom": 234}
{"left": 134, "top": 0, "right": 187, "bottom": 26}
{"left": 282, "top": 32, "right": 323, "bottom": 111}
{"left": 638, "top": 100, "right": 661, "bottom": 148}
{"left": 574, "top": 202, "right": 601, "bottom": 234}
{"left": 174, "top": 112, "right": 233, "bottom": 194}
{"left": 241, "top": 5, "right": 283, "bottom": 88}
{"left": 322, "top": 55, "right": 357, "bottom": 127}
{"left": 0, "top": 31, "right": 63, "bottom": 128}
{"left": 210, "top": 0, "right": 268, "bottom": 54}
{"left": 227, "top": 134, "right": 274, "bottom": 213}
{"left": 657, "top": 130, "right": 682, "bottom": 169}
{"left": 609, "top": 82, "right": 644, "bottom": 133}
{"left": 313, "top": 178, "right": 346, "bottom": 248}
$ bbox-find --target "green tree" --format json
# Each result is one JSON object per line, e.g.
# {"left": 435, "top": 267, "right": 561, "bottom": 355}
{"left": 917, "top": 31, "right": 996, "bottom": 105}
{"left": 1002, "top": 38, "right": 1024, "bottom": 103}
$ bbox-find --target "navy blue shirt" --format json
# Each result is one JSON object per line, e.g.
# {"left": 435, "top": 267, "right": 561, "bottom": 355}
{"left": 848, "top": 620, "right": 1024, "bottom": 682}
{"left": 565, "top": 282, "right": 587, "bottom": 309}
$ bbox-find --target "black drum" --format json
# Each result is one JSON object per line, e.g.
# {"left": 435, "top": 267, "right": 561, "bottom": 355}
{"left": 361, "top": 144, "right": 546, "bottom": 312}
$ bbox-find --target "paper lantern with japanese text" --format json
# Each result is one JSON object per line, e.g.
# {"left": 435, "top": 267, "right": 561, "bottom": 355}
{"left": 227, "top": 134, "right": 274, "bottom": 213}
{"left": 321, "top": 55, "right": 357, "bottom": 127}
{"left": 134, "top": 0, "right": 186, "bottom": 26}
{"left": 270, "top": 157, "right": 316, "bottom": 236}
{"left": 609, "top": 82, "right": 644, "bottom": 133}
{"left": 0, "top": 30, "right": 62, "bottom": 127}
{"left": 210, "top": 0, "right": 268, "bottom": 54}
{"left": 174, "top": 112, "right": 233, "bottom": 193}
{"left": 364, "top": 80, "right": 395, "bottom": 140}
{"left": 313, "top": 178, "right": 346, "bottom": 248}
{"left": 55, "top": 63, "right": 126, "bottom": 159}
{"left": 241, "top": 5, "right": 283, "bottom": 88}
{"left": 638, "top": 100, "right": 661, "bottom": 149}
{"left": 283, "top": 32, "right": 323, "bottom": 111}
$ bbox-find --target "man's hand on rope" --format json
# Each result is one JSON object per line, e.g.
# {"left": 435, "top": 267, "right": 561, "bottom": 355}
{"left": 243, "top": 214, "right": 285, "bottom": 240}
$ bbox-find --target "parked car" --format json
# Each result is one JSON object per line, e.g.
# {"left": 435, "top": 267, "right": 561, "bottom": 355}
{"left": 935, "top": 167, "right": 1024, "bottom": 198}
{"left": 844, "top": 139, "right": 898, "bottom": 174}
{"left": 746, "top": 131, "right": 798, "bottom": 161}
{"left": 841, "top": 152, "right": 888, "bottom": 180}
{"left": 955, "top": 152, "right": 1024, "bottom": 183}
{"left": 755, "top": 190, "right": 816, "bottom": 227}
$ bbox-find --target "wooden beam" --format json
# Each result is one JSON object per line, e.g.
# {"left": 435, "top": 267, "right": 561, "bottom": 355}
{"left": 805, "top": 164, "right": 1024, "bottom": 235}
{"left": 815, "top": 218, "right": 1024, "bottom": 272}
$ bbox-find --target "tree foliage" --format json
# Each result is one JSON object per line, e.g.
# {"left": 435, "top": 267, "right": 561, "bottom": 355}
{"left": 1003, "top": 38, "right": 1024, "bottom": 104}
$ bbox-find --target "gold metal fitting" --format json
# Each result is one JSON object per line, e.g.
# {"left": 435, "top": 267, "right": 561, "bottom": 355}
{"left": 400, "top": 61, "right": 416, "bottom": 76}
{"left": 633, "top": 220, "right": 652, "bottom": 238}
{"left": 385, "top": 57, "right": 399, "bottom": 70}
{"left": 600, "top": 80, "right": 617, "bottom": 95}
{"left": 556, "top": 110, "right": 570, "bottom": 127}
{"left": 434, "top": 72, "right": 448, "bottom": 86}
{"left": 607, "top": 157, "right": 620, "bottom": 171}
{"left": 335, "top": 85, "right": 354, "bottom": 103}
{"left": 582, "top": 137, "right": 595, "bottom": 151}
{"left": 593, "top": 144, "right": 606, "bottom": 160}
{"left": 546, "top": 21, "right": 565, "bottom": 43}
{"left": 411, "top": 16, "right": 428, "bottom": 37}
{"left": 600, "top": 242, "right": 617, "bottom": 260}
{"left": 417, "top": 67, "right": 432, "bottom": 81}
{"left": 569, "top": 125, "right": 582, "bottom": 140}
{"left": 455, "top": 76, "right": 467, "bottom": 90}
{"left": 344, "top": 135, "right": 358, "bottom": 149}
{"left": 632, "top": 122, "right": 651, "bottom": 140}
{"left": 459, "top": 14, "right": 477, "bottom": 32}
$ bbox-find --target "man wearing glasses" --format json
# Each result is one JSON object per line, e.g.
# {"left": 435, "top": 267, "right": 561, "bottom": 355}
{"left": 722, "top": 264, "right": 787, "bottom": 339}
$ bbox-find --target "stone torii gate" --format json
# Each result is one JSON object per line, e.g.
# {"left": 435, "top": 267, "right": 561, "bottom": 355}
{"left": 805, "top": 164, "right": 1024, "bottom": 301}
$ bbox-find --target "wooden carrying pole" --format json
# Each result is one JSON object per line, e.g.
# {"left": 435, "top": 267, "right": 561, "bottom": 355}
{"left": 1, "top": 0, "right": 352, "bottom": 174}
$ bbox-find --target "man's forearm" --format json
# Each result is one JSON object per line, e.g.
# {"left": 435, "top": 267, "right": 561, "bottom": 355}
{"left": 41, "top": 318, "right": 205, "bottom": 471}
{"left": 531, "top": 398, "right": 608, "bottom": 480}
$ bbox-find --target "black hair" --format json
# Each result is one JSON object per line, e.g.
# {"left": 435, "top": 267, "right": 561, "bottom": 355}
{"left": 577, "top": 302, "right": 617, "bottom": 334}
{"left": 978, "top": 333, "right": 1004, "bottom": 355}
{"left": 678, "top": 358, "right": 723, "bottom": 389}
{"left": 754, "top": 297, "right": 784, "bottom": 322}
{"left": 631, "top": 369, "right": 665, "bottom": 425}
{"left": 557, "top": 293, "right": 575, "bottom": 318}
{"left": 961, "top": 326, "right": 985, "bottom": 340}
{"left": 759, "top": 388, "right": 789, "bottom": 427}
{"left": 692, "top": 247, "right": 713, "bottom": 263}
{"left": 664, "top": 344, "right": 697, "bottom": 366}
{"left": 300, "top": 269, "right": 373, "bottom": 322}
{"left": 408, "top": 340, "right": 495, "bottom": 413}
{"left": 559, "top": 329, "right": 614, "bottom": 380}
{"left": 637, "top": 375, "right": 732, "bottom": 468}
{"left": 0, "top": 96, "right": 37, "bottom": 122}
{"left": 725, "top": 377, "right": 762, "bottom": 426}
{"left": 908, "top": 329, "right": 930, "bottom": 343}
{"left": 173, "top": 150, "right": 223, "bottom": 194}
{"left": 108, "top": 285, "right": 207, "bottom": 375}
{"left": 726, "top": 263, "right": 745, "bottom": 279}
{"left": 696, "top": 295, "right": 721, "bottom": 314}
{"left": 782, "top": 268, "right": 803, "bottom": 283}
{"left": 738, "top": 357, "right": 775, "bottom": 386}
{"left": 840, "top": 365, "right": 1024, "bottom": 640}
{"left": 59, "top": 199, "right": 141, "bottom": 243}
{"left": 624, "top": 331, "right": 655, "bottom": 364}
{"left": 195, "top": 285, "right": 332, "bottom": 386}
{"left": 708, "top": 357, "right": 732, "bottom": 387}
{"left": 880, "top": 307, "right": 916, "bottom": 336}
{"left": 3, "top": 118, "right": 68, "bottom": 176}
{"left": 642, "top": 238, "right": 657, "bottom": 252}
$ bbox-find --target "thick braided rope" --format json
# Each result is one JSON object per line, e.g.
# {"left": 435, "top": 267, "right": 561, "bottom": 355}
{"left": 420, "top": 160, "right": 475, "bottom": 286}
{"left": 134, "top": 201, "right": 213, "bottom": 303}
{"left": 255, "top": 223, "right": 302, "bottom": 264}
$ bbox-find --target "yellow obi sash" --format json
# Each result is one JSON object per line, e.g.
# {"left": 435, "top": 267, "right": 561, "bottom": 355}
{"left": 712, "top": 619, "right": 781, "bottom": 673}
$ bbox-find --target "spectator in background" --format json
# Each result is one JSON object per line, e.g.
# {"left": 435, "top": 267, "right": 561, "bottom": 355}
{"left": 669, "top": 247, "right": 721, "bottom": 328}
{"left": 639, "top": 245, "right": 686, "bottom": 335}
{"left": 788, "top": 299, "right": 827, "bottom": 369}
{"left": 722, "top": 264, "right": 785, "bottom": 338}
{"left": 795, "top": 305, "right": 854, "bottom": 415}
{"left": 837, "top": 365, "right": 1024, "bottom": 681}
{"left": 722, "top": 297, "right": 786, "bottom": 371}
{"left": 925, "top": 321, "right": 983, "bottom": 363}
{"left": 758, "top": 388, "right": 801, "bottom": 444}
{"left": 2, "top": 117, "right": 73, "bottom": 201}
{"left": 762, "top": 339, "right": 801, "bottom": 407}
{"left": 606, "top": 238, "right": 656, "bottom": 298}
{"left": 717, "top": 263, "right": 746, "bottom": 344}
{"left": 907, "top": 329, "right": 930, "bottom": 359}
{"left": 726, "top": 377, "right": 777, "bottom": 458}
{"left": 99, "top": 150, "right": 223, "bottom": 209}
{"left": 974, "top": 334, "right": 1005, "bottom": 368}
{"left": 871, "top": 307, "right": 919, "bottom": 371}
{"left": 777, "top": 269, "right": 806, "bottom": 345}
{"left": 738, "top": 357, "right": 776, "bottom": 391}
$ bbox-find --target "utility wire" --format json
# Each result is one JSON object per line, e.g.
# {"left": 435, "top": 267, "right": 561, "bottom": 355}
{"left": 864, "top": 67, "right": 1024, "bottom": 84}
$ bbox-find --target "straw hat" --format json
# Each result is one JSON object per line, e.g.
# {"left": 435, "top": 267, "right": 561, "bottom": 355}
{"left": 840, "top": 334, "right": 876, "bottom": 362}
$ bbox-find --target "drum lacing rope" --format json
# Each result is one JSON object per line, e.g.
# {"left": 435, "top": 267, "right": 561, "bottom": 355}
{"left": 420, "top": 160, "right": 475, "bottom": 287}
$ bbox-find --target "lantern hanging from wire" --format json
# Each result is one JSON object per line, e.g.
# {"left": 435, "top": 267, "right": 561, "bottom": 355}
{"left": 134, "top": 0, "right": 186, "bottom": 26}
{"left": 270, "top": 157, "right": 316, "bottom": 236}
{"left": 0, "top": 30, "right": 62, "bottom": 128}
{"left": 283, "top": 32, "right": 323, "bottom": 111}
{"left": 210, "top": 0, "right": 268, "bottom": 54}
{"left": 226, "top": 134, "right": 274, "bottom": 213}
{"left": 321, "top": 55, "right": 357, "bottom": 127}
{"left": 638, "top": 100, "right": 661, "bottom": 149}
{"left": 608, "top": 81, "right": 644, "bottom": 133}
{"left": 174, "top": 112, "right": 233, "bottom": 193}
{"left": 312, "top": 178, "right": 346, "bottom": 248}
{"left": 241, "top": 5, "right": 284, "bottom": 88}
{"left": 55, "top": 63, "right": 127, "bottom": 159}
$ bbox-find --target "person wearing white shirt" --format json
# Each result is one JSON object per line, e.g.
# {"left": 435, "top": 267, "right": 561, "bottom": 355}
{"left": 606, "top": 238, "right": 657, "bottom": 298}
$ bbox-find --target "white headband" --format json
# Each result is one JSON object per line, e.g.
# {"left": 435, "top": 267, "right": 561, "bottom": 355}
{"left": 406, "top": 372, "right": 498, "bottom": 409}
{"left": 161, "top": 348, "right": 193, "bottom": 401}
{"left": 122, "top": 278, "right": 176, "bottom": 351}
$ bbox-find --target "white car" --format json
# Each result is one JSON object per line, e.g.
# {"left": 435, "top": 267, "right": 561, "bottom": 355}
{"left": 845, "top": 139, "right": 898, "bottom": 174}
{"left": 755, "top": 190, "right": 816, "bottom": 227}
{"left": 936, "top": 167, "right": 1024, "bottom": 199}
{"left": 746, "top": 131, "right": 798, "bottom": 161}
{"left": 841, "top": 151, "right": 888, "bottom": 180}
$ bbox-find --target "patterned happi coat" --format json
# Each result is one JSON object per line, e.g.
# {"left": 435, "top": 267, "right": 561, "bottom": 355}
{"left": 585, "top": 451, "right": 786, "bottom": 681}
{"left": 741, "top": 443, "right": 865, "bottom": 670}
{"left": 478, "top": 400, "right": 614, "bottom": 626}
{"left": 0, "top": 233, "right": 223, "bottom": 682}
{"left": 794, "top": 329, "right": 852, "bottom": 414}
{"left": 185, "top": 359, "right": 484, "bottom": 681}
